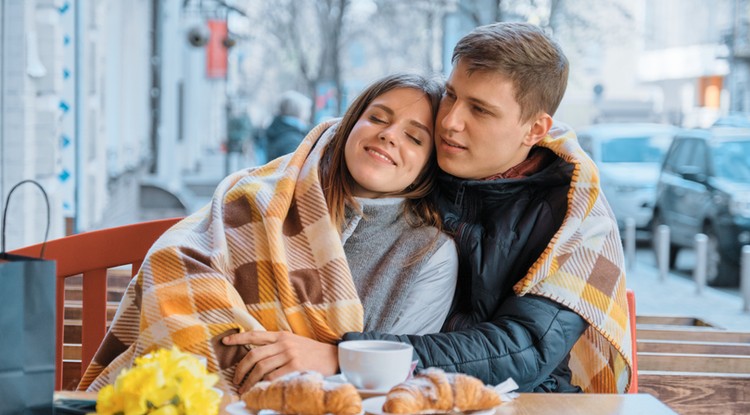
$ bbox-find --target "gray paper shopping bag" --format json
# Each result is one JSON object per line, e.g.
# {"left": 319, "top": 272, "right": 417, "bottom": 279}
{"left": 0, "top": 180, "right": 56, "bottom": 415}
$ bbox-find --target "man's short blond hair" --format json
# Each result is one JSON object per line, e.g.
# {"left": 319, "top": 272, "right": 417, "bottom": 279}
{"left": 452, "top": 22, "right": 569, "bottom": 123}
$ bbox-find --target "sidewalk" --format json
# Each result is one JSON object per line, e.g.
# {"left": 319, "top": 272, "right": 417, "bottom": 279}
{"left": 626, "top": 252, "right": 750, "bottom": 331}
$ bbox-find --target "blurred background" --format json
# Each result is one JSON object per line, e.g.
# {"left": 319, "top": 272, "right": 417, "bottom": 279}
{"left": 1, "top": 0, "right": 748, "bottom": 256}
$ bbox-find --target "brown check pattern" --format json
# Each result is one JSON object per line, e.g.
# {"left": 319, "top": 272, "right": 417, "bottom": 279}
{"left": 515, "top": 124, "right": 634, "bottom": 393}
{"left": 78, "top": 121, "right": 364, "bottom": 393}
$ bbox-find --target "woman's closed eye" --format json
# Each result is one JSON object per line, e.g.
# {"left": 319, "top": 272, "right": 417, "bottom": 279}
{"left": 369, "top": 114, "right": 387, "bottom": 124}
{"left": 405, "top": 132, "right": 423, "bottom": 145}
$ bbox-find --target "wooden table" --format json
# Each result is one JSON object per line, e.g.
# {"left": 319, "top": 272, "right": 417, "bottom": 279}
{"left": 57, "top": 391, "right": 677, "bottom": 414}
{"left": 492, "top": 393, "right": 677, "bottom": 414}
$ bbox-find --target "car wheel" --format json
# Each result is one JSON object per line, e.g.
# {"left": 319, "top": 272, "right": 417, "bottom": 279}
{"left": 703, "top": 225, "right": 739, "bottom": 287}
{"left": 651, "top": 211, "right": 679, "bottom": 268}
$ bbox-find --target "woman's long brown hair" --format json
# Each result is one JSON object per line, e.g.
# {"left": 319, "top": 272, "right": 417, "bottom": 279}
{"left": 319, "top": 73, "right": 444, "bottom": 234}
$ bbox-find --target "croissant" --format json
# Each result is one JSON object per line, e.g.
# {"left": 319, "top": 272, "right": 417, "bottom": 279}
{"left": 382, "top": 368, "right": 501, "bottom": 414}
{"left": 241, "top": 371, "right": 362, "bottom": 415}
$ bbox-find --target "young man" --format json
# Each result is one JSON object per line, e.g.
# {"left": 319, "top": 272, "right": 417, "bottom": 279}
{"left": 225, "top": 22, "right": 632, "bottom": 394}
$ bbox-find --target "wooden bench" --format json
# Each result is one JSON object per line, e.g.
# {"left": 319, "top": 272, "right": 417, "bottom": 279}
{"left": 637, "top": 325, "right": 750, "bottom": 343}
{"left": 636, "top": 315, "right": 720, "bottom": 328}
{"left": 635, "top": 321, "right": 750, "bottom": 413}
{"left": 639, "top": 372, "right": 750, "bottom": 415}
{"left": 59, "top": 270, "right": 131, "bottom": 390}
{"left": 638, "top": 352, "right": 750, "bottom": 373}
{"left": 638, "top": 339, "right": 750, "bottom": 355}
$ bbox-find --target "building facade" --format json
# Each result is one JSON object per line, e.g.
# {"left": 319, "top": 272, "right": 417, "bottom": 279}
{"left": 637, "top": 0, "right": 742, "bottom": 127}
{"left": 1, "top": 0, "right": 232, "bottom": 250}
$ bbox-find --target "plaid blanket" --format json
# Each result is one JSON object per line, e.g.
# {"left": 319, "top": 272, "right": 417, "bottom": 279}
{"left": 515, "top": 124, "right": 633, "bottom": 393}
{"left": 79, "top": 121, "right": 364, "bottom": 392}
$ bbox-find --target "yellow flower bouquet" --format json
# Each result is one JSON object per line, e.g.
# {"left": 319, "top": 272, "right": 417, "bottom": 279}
{"left": 93, "top": 347, "right": 221, "bottom": 415}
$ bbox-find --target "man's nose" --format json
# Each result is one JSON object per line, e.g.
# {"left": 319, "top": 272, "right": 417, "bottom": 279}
{"left": 440, "top": 103, "right": 464, "bottom": 133}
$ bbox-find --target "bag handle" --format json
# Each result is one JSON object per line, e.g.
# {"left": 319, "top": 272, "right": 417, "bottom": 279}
{"left": 1, "top": 180, "right": 51, "bottom": 258}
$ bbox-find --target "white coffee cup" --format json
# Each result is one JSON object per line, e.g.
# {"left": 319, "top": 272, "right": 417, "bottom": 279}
{"left": 338, "top": 340, "right": 414, "bottom": 391}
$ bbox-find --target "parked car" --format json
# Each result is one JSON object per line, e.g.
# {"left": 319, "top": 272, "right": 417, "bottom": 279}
{"left": 652, "top": 126, "right": 750, "bottom": 286}
{"left": 577, "top": 123, "right": 679, "bottom": 237}
{"left": 712, "top": 113, "right": 750, "bottom": 128}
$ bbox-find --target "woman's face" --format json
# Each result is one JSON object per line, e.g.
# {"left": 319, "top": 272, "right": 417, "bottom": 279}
{"left": 344, "top": 88, "right": 434, "bottom": 198}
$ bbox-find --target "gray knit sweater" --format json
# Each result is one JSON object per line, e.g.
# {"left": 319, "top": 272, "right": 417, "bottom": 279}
{"left": 342, "top": 197, "right": 457, "bottom": 335}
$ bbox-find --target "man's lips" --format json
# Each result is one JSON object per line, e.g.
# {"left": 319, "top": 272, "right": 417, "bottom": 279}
{"left": 441, "top": 136, "right": 467, "bottom": 149}
{"left": 364, "top": 146, "right": 396, "bottom": 165}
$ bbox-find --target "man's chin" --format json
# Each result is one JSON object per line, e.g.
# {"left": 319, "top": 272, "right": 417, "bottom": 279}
{"left": 438, "top": 156, "right": 474, "bottom": 179}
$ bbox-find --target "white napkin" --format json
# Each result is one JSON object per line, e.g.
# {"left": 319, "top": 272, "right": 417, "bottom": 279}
{"left": 493, "top": 378, "right": 519, "bottom": 402}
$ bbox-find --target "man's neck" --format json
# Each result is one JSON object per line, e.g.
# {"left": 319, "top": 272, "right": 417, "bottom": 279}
{"left": 482, "top": 147, "right": 552, "bottom": 180}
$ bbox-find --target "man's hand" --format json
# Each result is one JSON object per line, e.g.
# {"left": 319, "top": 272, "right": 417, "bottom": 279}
{"left": 222, "top": 331, "right": 339, "bottom": 394}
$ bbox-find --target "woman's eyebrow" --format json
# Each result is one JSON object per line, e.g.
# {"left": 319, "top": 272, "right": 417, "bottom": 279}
{"left": 371, "top": 103, "right": 394, "bottom": 115}
{"left": 410, "top": 120, "right": 431, "bottom": 135}
{"left": 372, "top": 103, "right": 430, "bottom": 134}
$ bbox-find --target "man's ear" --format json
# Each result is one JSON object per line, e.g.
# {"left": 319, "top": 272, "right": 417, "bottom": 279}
{"left": 523, "top": 113, "right": 553, "bottom": 146}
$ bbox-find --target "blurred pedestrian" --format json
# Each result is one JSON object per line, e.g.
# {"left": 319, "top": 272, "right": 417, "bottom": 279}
{"left": 265, "top": 90, "right": 312, "bottom": 161}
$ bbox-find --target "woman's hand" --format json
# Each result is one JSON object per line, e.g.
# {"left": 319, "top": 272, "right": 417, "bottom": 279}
{"left": 222, "top": 331, "right": 339, "bottom": 394}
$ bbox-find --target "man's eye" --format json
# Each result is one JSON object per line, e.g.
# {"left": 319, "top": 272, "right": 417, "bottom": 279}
{"left": 473, "top": 105, "right": 489, "bottom": 115}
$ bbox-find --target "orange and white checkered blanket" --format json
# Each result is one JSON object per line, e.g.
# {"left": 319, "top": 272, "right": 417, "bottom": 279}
{"left": 79, "top": 121, "right": 364, "bottom": 392}
{"left": 517, "top": 124, "right": 633, "bottom": 393}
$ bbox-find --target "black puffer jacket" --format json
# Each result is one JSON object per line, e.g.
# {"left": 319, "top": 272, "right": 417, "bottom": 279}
{"left": 343, "top": 148, "right": 588, "bottom": 392}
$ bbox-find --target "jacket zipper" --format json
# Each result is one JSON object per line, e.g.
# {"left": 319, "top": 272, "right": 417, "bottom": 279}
{"left": 454, "top": 182, "right": 466, "bottom": 207}
{"left": 453, "top": 182, "right": 471, "bottom": 260}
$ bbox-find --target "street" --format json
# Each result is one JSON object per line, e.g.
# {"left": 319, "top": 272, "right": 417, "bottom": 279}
{"left": 635, "top": 242, "right": 741, "bottom": 297}
{"left": 628, "top": 242, "right": 750, "bottom": 331}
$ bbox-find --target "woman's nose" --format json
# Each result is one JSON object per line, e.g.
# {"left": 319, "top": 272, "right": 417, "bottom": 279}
{"left": 379, "top": 128, "right": 398, "bottom": 145}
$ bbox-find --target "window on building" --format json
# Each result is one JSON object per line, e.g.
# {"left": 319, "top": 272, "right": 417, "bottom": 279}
{"left": 698, "top": 76, "right": 723, "bottom": 108}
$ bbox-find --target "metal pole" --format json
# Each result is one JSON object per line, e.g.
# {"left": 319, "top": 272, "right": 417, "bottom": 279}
{"left": 742, "top": 245, "right": 750, "bottom": 312}
{"left": 0, "top": 0, "right": 5, "bottom": 215}
{"left": 656, "top": 225, "right": 670, "bottom": 282}
{"left": 625, "top": 218, "right": 636, "bottom": 271}
{"left": 74, "top": 0, "right": 82, "bottom": 233}
{"left": 694, "top": 233, "right": 708, "bottom": 295}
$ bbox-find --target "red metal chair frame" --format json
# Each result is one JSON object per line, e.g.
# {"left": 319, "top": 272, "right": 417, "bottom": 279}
{"left": 9, "top": 217, "right": 181, "bottom": 390}
{"left": 626, "top": 288, "right": 639, "bottom": 393}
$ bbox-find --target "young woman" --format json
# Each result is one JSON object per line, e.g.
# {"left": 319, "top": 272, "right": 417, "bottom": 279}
{"left": 79, "top": 73, "right": 457, "bottom": 395}
{"left": 320, "top": 73, "right": 457, "bottom": 335}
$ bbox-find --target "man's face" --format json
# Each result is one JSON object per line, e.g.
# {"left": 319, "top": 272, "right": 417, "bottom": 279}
{"left": 436, "top": 59, "right": 546, "bottom": 180}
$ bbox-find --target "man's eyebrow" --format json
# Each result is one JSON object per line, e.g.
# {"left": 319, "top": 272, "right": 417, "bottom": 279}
{"left": 468, "top": 97, "right": 500, "bottom": 112}
{"left": 372, "top": 103, "right": 431, "bottom": 134}
{"left": 445, "top": 82, "right": 500, "bottom": 112}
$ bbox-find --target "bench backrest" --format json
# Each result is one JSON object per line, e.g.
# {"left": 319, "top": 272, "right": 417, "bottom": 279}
{"left": 9, "top": 217, "right": 182, "bottom": 390}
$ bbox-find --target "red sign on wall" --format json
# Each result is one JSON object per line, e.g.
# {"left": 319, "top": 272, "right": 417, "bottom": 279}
{"left": 206, "top": 19, "right": 228, "bottom": 79}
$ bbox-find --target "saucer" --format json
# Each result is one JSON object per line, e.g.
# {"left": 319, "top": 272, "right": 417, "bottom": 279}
{"left": 361, "top": 396, "right": 496, "bottom": 415}
{"left": 225, "top": 401, "right": 279, "bottom": 415}
{"left": 326, "top": 374, "right": 390, "bottom": 397}
{"left": 225, "top": 401, "right": 365, "bottom": 415}
{"left": 224, "top": 401, "right": 252, "bottom": 415}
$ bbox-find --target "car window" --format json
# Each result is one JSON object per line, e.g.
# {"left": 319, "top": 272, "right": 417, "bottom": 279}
{"left": 687, "top": 140, "right": 708, "bottom": 174}
{"left": 664, "top": 139, "right": 692, "bottom": 173}
{"left": 600, "top": 134, "right": 672, "bottom": 163}
{"left": 711, "top": 140, "right": 750, "bottom": 181}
